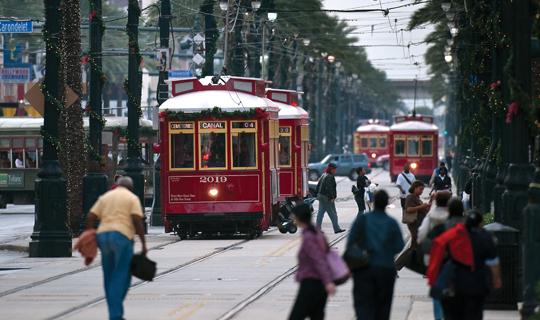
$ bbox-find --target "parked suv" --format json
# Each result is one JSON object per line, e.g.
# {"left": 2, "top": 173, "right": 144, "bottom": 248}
{"left": 308, "top": 153, "right": 371, "bottom": 181}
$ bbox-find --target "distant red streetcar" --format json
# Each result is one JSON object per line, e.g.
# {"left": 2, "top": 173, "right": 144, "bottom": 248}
{"left": 353, "top": 121, "right": 390, "bottom": 166}
{"left": 389, "top": 114, "right": 439, "bottom": 182}
{"left": 266, "top": 89, "right": 310, "bottom": 201}
{"left": 158, "top": 76, "right": 280, "bottom": 238}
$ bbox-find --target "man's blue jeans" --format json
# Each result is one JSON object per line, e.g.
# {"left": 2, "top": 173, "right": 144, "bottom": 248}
{"left": 97, "top": 231, "right": 134, "bottom": 320}
{"left": 316, "top": 195, "right": 342, "bottom": 232}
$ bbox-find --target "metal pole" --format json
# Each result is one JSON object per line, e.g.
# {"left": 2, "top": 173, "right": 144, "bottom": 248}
{"left": 125, "top": 0, "right": 145, "bottom": 222}
{"left": 151, "top": 0, "right": 171, "bottom": 227}
{"left": 29, "top": 0, "right": 72, "bottom": 257}
{"left": 82, "top": 0, "right": 108, "bottom": 231}
{"left": 261, "top": 21, "right": 265, "bottom": 80}
{"left": 223, "top": 0, "right": 230, "bottom": 71}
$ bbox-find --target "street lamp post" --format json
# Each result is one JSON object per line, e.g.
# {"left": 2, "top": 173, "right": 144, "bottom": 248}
{"left": 219, "top": 0, "right": 230, "bottom": 71}
{"left": 125, "top": 0, "right": 145, "bottom": 215}
{"left": 82, "top": 0, "right": 108, "bottom": 230}
{"left": 29, "top": 0, "right": 72, "bottom": 257}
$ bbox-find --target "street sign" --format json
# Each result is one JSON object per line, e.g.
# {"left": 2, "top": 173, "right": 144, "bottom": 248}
{"left": 168, "top": 70, "right": 193, "bottom": 78}
{"left": 0, "top": 20, "right": 33, "bottom": 33}
{"left": 0, "top": 67, "right": 31, "bottom": 83}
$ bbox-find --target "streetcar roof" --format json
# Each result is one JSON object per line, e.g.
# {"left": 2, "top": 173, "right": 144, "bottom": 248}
{"left": 355, "top": 124, "right": 390, "bottom": 133}
{"left": 159, "top": 90, "right": 280, "bottom": 113}
{"left": 273, "top": 101, "right": 309, "bottom": 120}
{"left": 390, "top": 120, "right": 439, "bottom": 132}
{"left": 0, "top": 117, "right": 153, "bottom": 130}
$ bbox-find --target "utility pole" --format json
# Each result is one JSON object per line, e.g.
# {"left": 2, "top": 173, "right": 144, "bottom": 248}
{"left": 82, "top": 0, "right": 108, "bottom": 229}
{"left": 29, "top": 0, "right": 71, "bottom": 257}
{"left": 151, "top": 0, "right": 171, "bottom": 227}
{"left": 125, "top": 0, "right": 145, "bottom": 215}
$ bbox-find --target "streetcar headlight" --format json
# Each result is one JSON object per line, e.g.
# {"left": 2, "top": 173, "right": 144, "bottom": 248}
{"left": 410, "top": 162, "right": 418, "bottom": 170}
{"left": 371, "top": 153, "right": 377, "bottom": 159}
{"left": 208, "top": 188, "right": 219, "bottom": 197}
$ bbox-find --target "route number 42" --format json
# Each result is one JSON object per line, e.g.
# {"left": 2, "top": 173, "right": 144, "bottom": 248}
{"left": 199, "top": 176, "right": 228, "bottom": 183}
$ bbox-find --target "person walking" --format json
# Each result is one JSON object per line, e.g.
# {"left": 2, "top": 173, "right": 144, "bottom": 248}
{"left": 429, "top": 162, "right": 447, "bottom": 188}
{"left": 354, "top": 167, "right": 370, "bottom": 215}
{"left": 348, "top": 190, "right": 404, "bottom": 320}
{"left": 433, "top": 167, "right": 452, "bottom": 193}
{"left": 416, "top": 191, "right": 451, "bottom": 320}
{"left": 427, "top": 211, "right": 502, "bottom": 320}
{"left": 289, "top": 203, "right": 336, "bottom": 320}
{"left": 85, "top": 176, "right": 147, "bottom": 320}
{"left": 396, "top": 163, "right": 415, "bottom": 210}
{"left": 316, "top": 163, "right": 345, "bottom": 234}
{"left": 395, "top": 181, "right": 432, "bottom": 271}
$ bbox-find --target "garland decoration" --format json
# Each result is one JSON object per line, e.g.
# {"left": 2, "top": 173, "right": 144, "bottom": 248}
{"left": 164, "top": 106, "right": 264, "bottom": 121}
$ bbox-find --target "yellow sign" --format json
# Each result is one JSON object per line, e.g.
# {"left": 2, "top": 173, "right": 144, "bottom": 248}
{"left": 25, "top": 80, "right": 79, "bottom": 116}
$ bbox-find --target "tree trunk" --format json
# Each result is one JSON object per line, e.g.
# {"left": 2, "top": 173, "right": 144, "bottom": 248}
{"left": 60, "top": 0, "right": 86, "bottom": 235}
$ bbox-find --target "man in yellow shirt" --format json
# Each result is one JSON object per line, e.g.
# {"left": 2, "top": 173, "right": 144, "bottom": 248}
{"left": 85, "top": 176, "right": 147, "bottom": 320}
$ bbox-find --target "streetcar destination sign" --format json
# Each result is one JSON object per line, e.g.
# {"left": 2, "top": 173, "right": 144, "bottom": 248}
{"left": 200, "top": 121, "right": 225, "bottom": 129}
{"left": 170, "top": 122, "right": 193, "bottom": 130}
{"left": 0, "top": 20, "right": 33, "bottom": 33}
{"left": 232, "top": 121, "right": 256, "bottom": 129}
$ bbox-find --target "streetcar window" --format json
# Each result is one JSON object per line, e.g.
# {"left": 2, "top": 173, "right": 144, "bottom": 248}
{"left": 369, "top": 138, "right": 377, "bottom": 148}
{"left": 421, "top": 136, "right": 433, "bottom": 156}
{"left": 13, "top": 138, "right": 23, "bottom": 149}
{"left": 361, "top": 138, "right": 368, "bottom": 148}
{"left": 379, "top": 137, "right": 387, "bottom": 149}
{"left": 0, "top": 138, "right": 10, "bottom": 148}
{"left": 12, "top": 151, "right": 24, "bottom": 168}
{"left": 279, "top": 136, "right": 291, "bottom": 167}
{"left": 25, "top": 150, "right": 37, "bottom": 168}
{"left": 200, "top": 132, "right": 226, "bottom": 169}
{"left": 171, "top": 133, "right": 194, "bottom": 169}
{"left": 407, "top": 136, "right": 420, "bottom": 156}
{"left": 232, "top": 132, "right": 257, "bottom": 168}
{"left": 0, "top": 151, "right": 10, "bottom": 168}
{"left": 394, "top": 137, "right": 405, "bottom": 156}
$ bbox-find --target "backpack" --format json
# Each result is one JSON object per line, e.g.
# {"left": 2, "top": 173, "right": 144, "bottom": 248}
{"left": 315, "top": 173, "right": 327, "bottom": 197}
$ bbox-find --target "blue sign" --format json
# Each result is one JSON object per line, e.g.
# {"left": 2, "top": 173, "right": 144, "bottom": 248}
{"left": 3, "top": 35, "right": 25, "bottom": 66}
{"left": 168, "top": 70, "right": 193, "bottom": 78}
{"left": 0, "top": 65, "right": 31, "bottom": 83}
{"left": 0, "top": 20, "right": 33, "bottom": 33}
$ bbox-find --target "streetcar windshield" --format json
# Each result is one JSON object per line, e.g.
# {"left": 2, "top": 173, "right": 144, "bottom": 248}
{"left": 171, "top": 133, "right": 194, "bottom": 169}
{"left": 369, "top": 137, "right": 377, "bottom": 148}
{"left": 200, "top": 132, "right": 226, "bottom": 169}
{"left": 379, "top": 137, "right": 386, "bottom": 149}
{"left": 279, "top": 136, "right": 291, "bottom": 167}
{"left": 421, "top": 136, "right": 433, "bottom": 156}
{"left": 361, "top": 137, "right": 368, "bottom": 148}
{"left": 407, "top": 136, "right": 420, "bottom": 156}
{"left": 394, "top": 137, "right": 405, "bottom": 156}
{"left": 232, "top": 132, "right": 257, "bottom": 168}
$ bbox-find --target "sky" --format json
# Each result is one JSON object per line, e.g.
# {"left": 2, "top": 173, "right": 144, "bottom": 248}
{"left": 322, "top": 0, "right": 434, "bottom": 81}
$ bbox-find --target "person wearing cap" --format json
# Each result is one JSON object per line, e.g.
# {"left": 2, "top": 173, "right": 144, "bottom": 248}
{"left": 315, "top": 163, "right": 346, "bottom": 234}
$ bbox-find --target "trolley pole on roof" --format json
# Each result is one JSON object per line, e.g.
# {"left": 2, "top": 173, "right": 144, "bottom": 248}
{"left": 82, "top": 0, "right": 109, "bottom": 231}
{"left": 29, "top": 0, "right": 72, "bottom": 257}
{"left": 151, "top": 0, "right": 172, "bottom": 226}
{"left": 125, "top": 0, "right": 146, "bottom": 224}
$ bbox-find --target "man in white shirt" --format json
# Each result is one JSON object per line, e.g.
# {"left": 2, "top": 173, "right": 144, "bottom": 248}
{"left": 396, "top": 163, "right": 416, "bottom": 209}
{"left": 15, "top": 154, "right": 24, "bottom": 168}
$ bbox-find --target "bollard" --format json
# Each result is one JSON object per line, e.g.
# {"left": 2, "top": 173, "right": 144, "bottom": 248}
{"left": 484, "top": 222, "right": 520, "bottom": 310}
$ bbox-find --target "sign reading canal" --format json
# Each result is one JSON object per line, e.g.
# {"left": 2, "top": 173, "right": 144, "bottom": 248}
{"left": 199, "top": 121, "right": 225, "bottom": 130}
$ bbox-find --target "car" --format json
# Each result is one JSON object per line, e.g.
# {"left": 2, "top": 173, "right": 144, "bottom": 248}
{"left": 376, "top": 154, "right": 390, "bottom": 171}
{"left": 308, "top": 153, "right": 371, "bottom": 181}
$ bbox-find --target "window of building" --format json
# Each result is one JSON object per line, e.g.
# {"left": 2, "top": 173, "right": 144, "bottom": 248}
{"left": 169, "top": 122, "right": 195, "bottom": 170}
{"left": 199, "top": 121, "right": 227, "bottom": 169}
{"left": 278, "top": 126, "right": 292, "bottom": 167}
{"left": 231, "top": 121, "right": 257, "bottom": 169}
{"left": 421, "top": 135, "right": 433, "bottom": 156}
{"left": 394, "top": 136, "right": 406, "bottom": 156}
{"left": 407, "top": 136, "right": 420, "bottom": 156}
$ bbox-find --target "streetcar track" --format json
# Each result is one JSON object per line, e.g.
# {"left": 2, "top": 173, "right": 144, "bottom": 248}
{"left": 48, "top": 228, "right": 278, "bottom": 320}
{"left": 216, "top": 231, "right": 350, "bottom": 320}
{"left": 0, "top": 238, "right": 181, "bottom": 299}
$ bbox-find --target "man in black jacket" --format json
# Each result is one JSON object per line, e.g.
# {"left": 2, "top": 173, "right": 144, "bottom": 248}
{"left": 433, "top": 167, "right": 452, "bottom": 192}
{"left": 315, "top": 163, "right": 346, "bottom": 233}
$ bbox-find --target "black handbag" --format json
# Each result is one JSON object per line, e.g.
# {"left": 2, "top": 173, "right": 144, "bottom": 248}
{"left": 343, "top": 214, "right": 370, "bottom": 270}
{"left": 131, "top": 253, "right": 157, "bottom": 281}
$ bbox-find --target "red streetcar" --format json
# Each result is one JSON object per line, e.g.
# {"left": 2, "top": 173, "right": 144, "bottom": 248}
{"left": 157, "top": 76, "right": 280, "bottom": 238}
{"left": 389, "top": 114, "right": 439, "bottom": 182}
{"left": 353, "top": 120, "right": 390, "bottom": 166}
{"left": 266, "top": 89, "right": 310, "bottom": 201}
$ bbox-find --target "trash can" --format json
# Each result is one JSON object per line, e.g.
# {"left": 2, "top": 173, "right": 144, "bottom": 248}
{"left": 484, "top": 222, "right": 519, "bottom": 310}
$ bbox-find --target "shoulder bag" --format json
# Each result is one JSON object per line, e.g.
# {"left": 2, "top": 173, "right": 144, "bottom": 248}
{"left": 402, "top": 195, "right": 419, "bottom": 224}
{"left": 343, "top": 214, "right": 370, "bottom": 270}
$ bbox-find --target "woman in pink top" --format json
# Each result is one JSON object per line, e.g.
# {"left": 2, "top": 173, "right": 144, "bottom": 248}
{"left": 289, "top": 204, "right": 336, "bottom": 320}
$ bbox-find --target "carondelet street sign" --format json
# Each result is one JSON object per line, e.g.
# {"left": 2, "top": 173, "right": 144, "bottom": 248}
{"left": 0, "top": 20, "right": 33, "bottom": 33}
